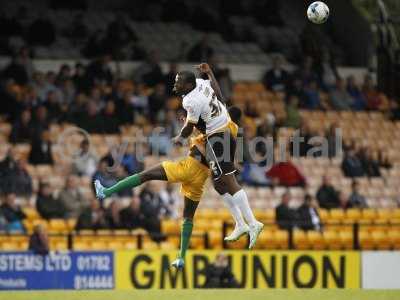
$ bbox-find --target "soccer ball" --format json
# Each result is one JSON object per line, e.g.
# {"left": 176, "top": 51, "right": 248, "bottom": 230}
{"left": 307, "top": 1, "right": 330, "bottom": 24}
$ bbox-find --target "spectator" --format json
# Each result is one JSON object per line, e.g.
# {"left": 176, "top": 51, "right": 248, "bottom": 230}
{"left": 72, "top": 139, "right": 98, "bottom": 177}
{"left": 85, "top": 55, "right": 114, "bottom": 88}
{"left": 330, "top": 78, "right": 354, "bottom": 110}
{"left": 120, "top": 144, "right": 144, "bottom": 175}
{"left": 116, "top": 91, "right": 136, "bottom": 125}
{"left": 241, "top": 147, "right": 272, "bottom": 187}
{"left": 0, "top": 209, "right": 7, "bottom": 231}
{"left": 44, "top": 90, "right": 62, "bottom": 123}
{"left": 266, "top": 160, "right": 306, "bottom": 187}
{"left": 120, "top": 197, "right": 149, "bottom": 230}
{"left": 290, "top": 120, "right": 315, "bottom": 157}
{"left": 0, "top": 149, "right": 17, "bottom": 195}
{"left": 297, "top": 194, "right": 321, "bottom": 231}
{"left": 138, "top": 183, "right": 163, "bottom": 240}
{"left": 76, "top": 198, "right": 107, "bottom": 230}
{"left": 148, "top": 83, "right": 167, "bottom": 123}
{"left": 303, "top": 80, "right": 322, "bottom": 109}
{"left": 348, "top": 181, "right": 368, "bottom": 208}
{"left": 326, "top": 123, "right": 341, "bottom": 158}
{"left": 10, "top": 159, "right": 32, "bottom": 197}
{"left": 262, "top": 56, "right": 290, "bottom": 92}
{"left": 58, "top": 175, "right": 88, "bottom": 218}
{"left": 77, "top": 100, "right": 104, "bottom": 133}
{"left": 28, "top": 224, "right": 49, "bottom": 255}
{"left": 36, "top": 71, "right": 63, "bottom": 103}
{"left": 0, "top": 193, "right": 26, "bottom": 232}
{"left": 287, "top": 78, "right": 306, "bottom": 105}
{"left": 358, "top": 148, "right": 380, "bottom": 177}
{"left": 72, "top": 63, "right": 86, "bottom": 92}
{"left": 316, "top": 176, "right": 340, "bottom": 209}
{"left": 104, "top": 200, "right": 123, "bottom": 229}
{"left": 59, "top": 79, "right": 76, "bottom": 106}
{"left": 92, "top": 159, "right": 118, "bottom": 193}
{"left": 338, "top": 191, "right": 351, "bottom": 210}
{"left": 285, "top": 95, "right": 301, "bottom": 128}
{"left": 204, "top": 253, "right": 239, "bottom": 288}
{"left": 68, "top": 92, "right": 87, "bottom": 124}
{"left": 159, "top": 183, "right": 180, "bottom": 219}
{"left": 31, "top": 105, "right": 50, "bottom": 137}
{"left": 362, "top": 74, "right": 386, "bottom": 110}
{"left": 187, "top": 35, "right": 214, "bottom": 62}
{"left": 275, "top": 192, "right": 297, "bottom": 230}
{"left": 36, "top": 182, "right": 65, "bottom": 219}
{"left": 347, "top": 75, "right": 366, "bottom": 110}
{"left": 56, "top": 64, "right": 72, "bottom": 84}
{"left": 292, "top": 56, "right": 318, "bottom": 86}
{"left": 342, "top": 147, "right": 365, "bottom": 177}
{"left": 28, "top": 129, "right": 54, "bottom": 165}
{"left": 10, "top": 109, "right": 34, "bottom": 143}
{"left": 102, "top": 100, "right": 120, "bottom": 134}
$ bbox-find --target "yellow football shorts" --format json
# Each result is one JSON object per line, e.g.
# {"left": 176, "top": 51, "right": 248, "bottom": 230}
{"left": 162, "top": 156, "right": 210, "bottom": 202}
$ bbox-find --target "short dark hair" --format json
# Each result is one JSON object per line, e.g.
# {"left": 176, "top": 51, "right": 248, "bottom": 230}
{"left": 228, "top": 106, "right": 242, "bottom": 124}
{"left": 178, "top": 71, "right": 196, "bottom": 86}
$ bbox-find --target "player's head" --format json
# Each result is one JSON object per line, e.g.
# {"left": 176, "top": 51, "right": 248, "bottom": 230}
{"left": 173, "top": 71, "right": 196, "bottom": 96}
{"left": 228, "top": 106, "right": 242, "bottom": 125}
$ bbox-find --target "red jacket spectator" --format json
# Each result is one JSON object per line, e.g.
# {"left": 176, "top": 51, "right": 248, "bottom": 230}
{"left": 266, "top": 161, "right": 306, "bottom": 187}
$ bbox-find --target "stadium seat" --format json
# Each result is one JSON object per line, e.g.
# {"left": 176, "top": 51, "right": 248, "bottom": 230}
{"left": 328, "top": 209, "right": 345, "bottom": 224}
{"left": 339, "top": 231, "right": 353, "bottom": 249}
{"left": 371, "top": 230, "right": 390, "bottom": 250}
{"left": 359, "top": 231, "right": 374, "bottom": 250}
{"left": 361, "top": 209, "right": 377, "bottom": 222}
{"left": 162, "top": 219, "right": 180, "bottom": 234}
{"left": 387, "top": 229, "right": 400, "bottom": 249}
{"left": 91, "top": 241, "right": 108, "bottom": 250}
{"left": 0, "top": 242, "right": 20, "bottom": 251}
{"left": 307, "top": 231, "right": 325, "bottom": 250}
{"left": 49, "top": 219, "right": 68, "bottom": 234}
{"left": 293, "top": 230, "right": 309, "bottom": 250}
{"left": 275, "top": 230, "right": 289, "bottom": 249}
{"left": 107, "top": 241, "right": 125, "bottom": 250}
{"left": 323, "top": 231, "right": 341, "bottom": 250}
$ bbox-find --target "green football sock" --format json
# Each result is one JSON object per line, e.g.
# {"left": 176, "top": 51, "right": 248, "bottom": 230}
{"left": 178, "top": 219, "right": 193, "bottom": 259}
{"left": 103, "top": 174, "right": 141, "bottom": 197}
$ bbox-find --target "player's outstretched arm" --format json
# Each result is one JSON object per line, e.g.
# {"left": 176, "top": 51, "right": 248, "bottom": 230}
{"left": 197, "top": 63, "right": 225, "bottom": 104}
{"left": 172, "top": 120, "right": 195, "bottom": 145}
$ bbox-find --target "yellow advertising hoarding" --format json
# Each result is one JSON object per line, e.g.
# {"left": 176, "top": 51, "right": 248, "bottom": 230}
{"left": 115, "top": 251, "right": 360, "bottom": 289}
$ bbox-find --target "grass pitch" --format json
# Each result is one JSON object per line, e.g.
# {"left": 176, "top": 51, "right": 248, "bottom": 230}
{"left": 0, "top": 289, "right": 399, "bottom": 300}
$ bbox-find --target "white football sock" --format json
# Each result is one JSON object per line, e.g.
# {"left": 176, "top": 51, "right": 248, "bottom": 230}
{"left": 222, "top": 193, "right": 246, "bottom": 227}
{"left": 232, "top": 189, "right": 258, "bottom": 226}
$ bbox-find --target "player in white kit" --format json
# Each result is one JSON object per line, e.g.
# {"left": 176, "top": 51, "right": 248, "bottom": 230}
{"left": 172, "top": 64, "right": 264, "bottom": 250}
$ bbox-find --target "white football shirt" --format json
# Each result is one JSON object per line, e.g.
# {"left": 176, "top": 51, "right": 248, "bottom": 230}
{"left": 182, "top": 79, "right": 229, "bottom": 134}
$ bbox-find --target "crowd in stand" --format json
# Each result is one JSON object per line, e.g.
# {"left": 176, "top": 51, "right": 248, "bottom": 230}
{"left": 0, "top": 36, "right": 398, "bottom": 236}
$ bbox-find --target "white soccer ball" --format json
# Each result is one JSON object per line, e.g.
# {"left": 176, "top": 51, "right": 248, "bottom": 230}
{"left": 307, "top": 1, "right": 330, "bottom": 24}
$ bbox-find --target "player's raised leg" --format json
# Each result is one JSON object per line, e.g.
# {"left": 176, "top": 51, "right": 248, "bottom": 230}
{"left": 214, "top": 174, "right": 264, "bottom": 249}
{"left": 171, "top": 197, "right": 199, "bottom": 269}
{"left": 94, "top": 164, "right": 167, "bottom": 200}
{"left": 221, "top": 193, "right": 249, "bottom": 242}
